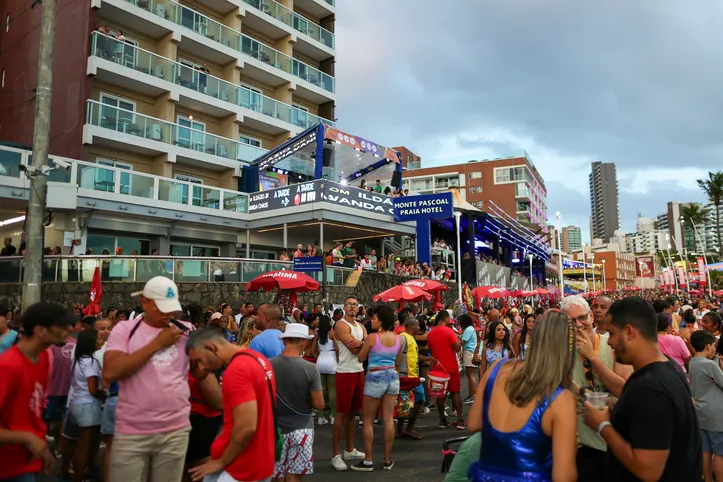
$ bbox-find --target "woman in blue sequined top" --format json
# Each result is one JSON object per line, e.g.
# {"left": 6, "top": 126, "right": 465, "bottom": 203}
{"left": 467, "top": 310, "right": 578, "bottom": 482}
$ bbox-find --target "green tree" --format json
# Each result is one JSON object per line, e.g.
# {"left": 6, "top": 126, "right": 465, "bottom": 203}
{"left": 697, "top": 171, "right": 723, "bottom": 257}
{"left": 681, "top": 203, "right": 712, "bottom": 255}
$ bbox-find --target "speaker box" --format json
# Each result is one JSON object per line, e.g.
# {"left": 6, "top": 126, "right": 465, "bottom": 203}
{"left": 322, "top": 147, "right": 333, "bottom": 167}
{"left": 391, "top": 170, "right": 402, "bottom": 187}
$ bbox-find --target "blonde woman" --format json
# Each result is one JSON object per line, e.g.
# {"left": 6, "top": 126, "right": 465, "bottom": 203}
{"left": 467, "top": 311, "right": 578, "bottom": 481}
{"left": 237, "top": 317, "right": 259, "bottom": 349}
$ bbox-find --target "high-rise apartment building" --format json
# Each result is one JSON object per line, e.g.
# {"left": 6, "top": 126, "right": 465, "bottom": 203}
{"left": 0, "top": 0, "right": 336, "bottom": 189}
{"left": 403, "top": 153, "right": 547, "bottom": 226}
{"left": 589, "top": 161, "right": 620, "bottom": 242}
{"left": 561, "top": 225, "right": 582, "bottom": 252}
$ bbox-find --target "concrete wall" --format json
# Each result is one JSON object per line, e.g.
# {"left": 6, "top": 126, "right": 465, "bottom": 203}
{"left": 0, "top": 272, "right": 460, "bottom": 314}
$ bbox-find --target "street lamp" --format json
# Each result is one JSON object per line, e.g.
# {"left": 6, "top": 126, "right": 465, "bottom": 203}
{"left": 528, "top": 253, "right": 534, "bottom": 290}
{"left": 582, "top": 242, "right": 588, "bottom": 293}
{"left": 453, "top": 211, "right": 463, "bottom": 305}
{"left": 590, "top": 253, "right": 596, "bottom": 291}
{"left": 681, "top": 217, "right": 713, "bottom": 297}
{"left": 601, "top": 259, "right": 607, "bottom": 291}
{"left": 665, "top": 234, "right": 680, "bottom": 293}
{"left": 556, "top": 212, "right": 564, "bottom": 297}
{"left": 669, "top": 231, "right": 689, "bottom": 291}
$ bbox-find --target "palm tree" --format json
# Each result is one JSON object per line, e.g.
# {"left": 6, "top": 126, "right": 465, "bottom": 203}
{"left": 681, "top": 203, "right": 711, "bottom": 258}
{"left": 697, "top": 171, "right": 723, "bottom": 256}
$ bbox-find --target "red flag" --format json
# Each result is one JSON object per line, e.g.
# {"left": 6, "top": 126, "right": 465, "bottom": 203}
{"left": 83, "top": 266, "right": 103, "bottom": 316}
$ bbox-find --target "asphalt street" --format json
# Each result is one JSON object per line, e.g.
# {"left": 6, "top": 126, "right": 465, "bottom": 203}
{"left": 42, "top": 400, "right": 473, "bottom": 482}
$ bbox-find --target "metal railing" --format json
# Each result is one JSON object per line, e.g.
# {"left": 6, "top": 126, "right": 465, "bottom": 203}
{"left": 120, "top": 0, "right": 335, "bottom": 93}
{"left": 0, "top": 256, "right": 357, "bottom": 285}
{"left": 0, "top": 144, "right": 250, "bottom": 215}
{"left": 86, "top": 99, "right": 264, "bottom": 164}
{"left": 90, "top": 33, "right": 334, "bottom": 130}
{"left": 242, "top": 0, "right": 334, "bottom": 49}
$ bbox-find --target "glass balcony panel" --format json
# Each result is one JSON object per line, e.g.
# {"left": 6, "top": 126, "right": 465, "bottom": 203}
{"left": 222, "top": 193, "right": 248, "bottom": 213}
{"left": 159, "top": 179, "right": 190, "bottom": 205}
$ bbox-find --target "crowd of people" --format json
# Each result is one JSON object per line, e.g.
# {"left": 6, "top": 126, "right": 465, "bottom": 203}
{"left": 3, "top": 281, "right": 723, "bottom": 482}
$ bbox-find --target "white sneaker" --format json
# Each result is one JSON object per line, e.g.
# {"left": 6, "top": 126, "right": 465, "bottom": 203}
{"left": 344, "top": 448, "right": 366, "bottom": 460}
{"left": 45, "top": 435, "right": 55, "bottom": 443}
{"left": 331, "top": 454, "right": 348, "bottom": 471}
{"left": 330, "top": 417, "right": 335, "bottom": 424}
{"left": 318, "top": 417, "right": 328, "bottom": 426}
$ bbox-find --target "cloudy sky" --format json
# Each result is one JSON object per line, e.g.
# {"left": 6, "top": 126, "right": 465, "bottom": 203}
{"left": 334, "top": 0, "right": 721, "bottom": 241}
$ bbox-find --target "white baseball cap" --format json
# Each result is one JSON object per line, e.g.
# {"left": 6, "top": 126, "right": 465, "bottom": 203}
{"left": 279, "top": 323, "right": 314, "bottom": 340}
{"left": 131, "top": 276, "right": 182, "bottom": 314}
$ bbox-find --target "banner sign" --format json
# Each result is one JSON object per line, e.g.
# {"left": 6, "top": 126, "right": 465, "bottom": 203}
{"left": 476, "top": 261, "right": 511, "bottom": 288}
{"left": 665, "top": 269, "right": 675, "bottom": 287}
{"left": 321, "top": 183, "right": 394, "bottom": 216}
{"left": 255, "top": 128, "right": 317, "bottom": 171}
{"left": 223, "top": 193, "right": 248, "bottom": 213}
{"left": 635, "top": 256, "right": 654, "bottom": 279}
{"left": 393, "top": 192, "right": 453, "bottom": 222}
{"left": 247, "top": 181, "right": 319, "bottom": 213}
{"left": 659, "top": 273, "right": 665, "bottom": 287}
{"left": 698, "top": 257, "right": 707, "bottom": 284}
{"left": 510, "top": 275, "right": 527, "bottom": 291}
{"left": 259, "top": 171, "right": 288, "bottom": 191}
{"left": 293, "top": 257, "right": 323, "bottom": 272}
{"left": 677, "top": 266, "right": 687, "bottom": 286}
{"left": 323, "top": 126, "right": 400, "bottom": 163}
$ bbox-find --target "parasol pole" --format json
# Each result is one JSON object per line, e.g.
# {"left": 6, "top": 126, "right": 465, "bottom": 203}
{"left": 454, "top": 211, "right": 463, "bottom": 306}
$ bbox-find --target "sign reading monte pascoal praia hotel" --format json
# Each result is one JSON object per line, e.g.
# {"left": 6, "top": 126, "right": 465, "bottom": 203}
{"left": 247, "top": 180, "right": 394, "bottom": 216}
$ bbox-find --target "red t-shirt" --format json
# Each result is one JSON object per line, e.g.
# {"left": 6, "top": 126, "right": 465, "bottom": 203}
{"left": 188, "top": 372, "right": 221, "bottom": 418}
{"left": 0, "top": 346, "right": 51, "bottom": 479}
{"left": 393, "top": 325, "right": 406, "bottom": 335}
{"left": 427, "top": 325, "right": 458, "bottom": 373}
{"left": 210, "top": 349, "right": 276, "bottom": 481}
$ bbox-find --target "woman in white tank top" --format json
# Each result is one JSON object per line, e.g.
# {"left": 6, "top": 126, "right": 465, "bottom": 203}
{"left": 313, "top": 315, "right": 338, "bottom": 424}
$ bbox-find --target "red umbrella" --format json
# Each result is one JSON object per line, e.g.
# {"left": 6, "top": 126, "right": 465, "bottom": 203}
{"left": 403, "top": 279, "right": 448, "bottom": 311}
{"left": 534, "top": 288, "right": 551, "bottom": 296}
{"left": 245, "top": 270, "right": 320, "bottom": 292}
{"left": 714, "top": 290, "right": 723, "bottom": 296}
{"left": 374, "top": 285, "right": 432, "bottom": 303}
{"left": 689, "top": 289, "right": 701, "bottom": 295}
{"left": 510, "top": 289, "right": 536, "bottom": 298}
{"left": 82, "top": 266, "right": 103, "bottom": 316}
{"left": 471, "top": 286, "right": 511, "bottom": 299}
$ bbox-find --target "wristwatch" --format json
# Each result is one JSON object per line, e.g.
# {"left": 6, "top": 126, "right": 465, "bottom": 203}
{"left": 597, "top": 420, "right": 612, "bottom": 435}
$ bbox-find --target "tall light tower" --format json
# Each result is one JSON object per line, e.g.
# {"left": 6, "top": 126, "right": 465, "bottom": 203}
{"left": 556, "top": 212, "right": 564, "bottom": 297}
{"left": 582, "top": 242, "right": 588, "bottom": 293}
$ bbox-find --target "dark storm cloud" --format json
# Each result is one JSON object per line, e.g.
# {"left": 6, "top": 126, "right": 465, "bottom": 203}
{"left": 333, "top": 0, "right": 723, "bottom": 230}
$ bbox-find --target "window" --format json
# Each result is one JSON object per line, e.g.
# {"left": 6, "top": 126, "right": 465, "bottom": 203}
{"left": 494, "top": 168, "right": 510, "bottom": 183}
{"left": 96, "top": 158, "right": 132, "bottom": 195}
{"left": 239, "top": 135, "right": 262, "bottom": 147}
{"left": 469, "top": 172, "right": 482, "bottom": 179}
{"left": 86, "top": 234, "right": 150, "bottom": 255}
{"left": 176, "top": 115, "right": 206, "bottom": 151}
{"left": 292, "top": 103, "right": 310, "bottom": 128}
{"left": 469, "top": 187, "right": 475, "bottom": 193}
{"left": 240, "top": 83, "right": 263, "bottom": 111}
{"left": 99, "top": 93, "right": 136, "bottom": 131}
{"left": 174, "top": 173, "right": 203, "bottom": 206}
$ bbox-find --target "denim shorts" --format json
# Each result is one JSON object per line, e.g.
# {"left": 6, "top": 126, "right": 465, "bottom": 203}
{"left": 364, "top": 369, "right": 400, "bottom": 399}
{"left": 701, "top": 429, "right": 723, "bottom": 456}
{"left": 69, "top": 401, "right": 102, "bottom": 428}
{"left": 101, "top": 396, "right": 118, "bottom": 435}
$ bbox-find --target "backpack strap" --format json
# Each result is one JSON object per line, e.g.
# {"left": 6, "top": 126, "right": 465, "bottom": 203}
{"left": 128, "top": 318, "right": 143, "bottom": 340}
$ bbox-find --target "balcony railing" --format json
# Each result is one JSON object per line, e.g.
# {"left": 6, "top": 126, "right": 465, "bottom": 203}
{"left": 0, "top": 256, "right": 360, "bottom": 286}
{"left": 90, "top": 33, "right": 334, "bottom": 130}
{"left": 0, "top": 144, "right": 251, "bottom": 214}
{"left": 86, "top": 99, "right": 266, "bottom": 164}
{"left": 120, "top": 0, "right": 335, "bottom": 93}
{"left": 242, "top": 0, "right": 334, "bottom": 49}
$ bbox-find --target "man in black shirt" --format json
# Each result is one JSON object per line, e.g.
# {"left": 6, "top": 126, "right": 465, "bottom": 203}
{"left": 583, "top": 296, "right": 702, "bottom": 482}
{"left": 0, "top": 238, "right": 16, "bottom": 256}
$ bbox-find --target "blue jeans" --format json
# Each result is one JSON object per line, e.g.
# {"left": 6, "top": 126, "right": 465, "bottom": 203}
{"left": 2, "top": 473, "right": 38, "bottom": 482}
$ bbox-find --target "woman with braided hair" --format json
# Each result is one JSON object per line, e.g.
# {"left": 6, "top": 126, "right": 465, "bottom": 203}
{"left": 467, "top": 310, "right": 578, "bottom": 482}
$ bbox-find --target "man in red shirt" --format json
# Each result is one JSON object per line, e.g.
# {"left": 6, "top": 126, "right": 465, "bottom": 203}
{"left": 426, "top": 310, "right": 464, "bottom": 430}
{"left": 186, "top": 326, "right": 276, "bottom": 482}
{"left": 0, "top": 301, "right": 75, "bottom": 481}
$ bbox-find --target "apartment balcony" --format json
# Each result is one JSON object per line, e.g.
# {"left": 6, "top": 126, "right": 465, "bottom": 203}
{"left": 294, "top": 0, "right": 334, "bottom": 19}
{"left": 83, "top": 100, "right": 267, "bottom": 169}
{"left": 88, "top": 33, "right": 333, "bottom": 134}
{"left": 95, "top": 0, "right": 335, "bottom": 102}
{"left": 240, "top": 0, "right": 334, "bottom": 60}
{"left": 0, "top": 146, "right": 249, "bottom": 218}
{"left": 515, "top": 183, "right": 531, "bottom": 201}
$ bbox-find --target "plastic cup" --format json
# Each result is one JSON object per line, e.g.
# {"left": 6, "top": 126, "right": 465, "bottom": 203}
{"left": 587, "top": 392, "right": 609, "bottom": 409}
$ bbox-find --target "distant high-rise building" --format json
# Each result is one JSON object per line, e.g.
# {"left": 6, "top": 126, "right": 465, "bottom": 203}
{"left": 666, "top": 202, "right": 697, "bottom": 252}
{"left": 636, "top": 216, "right": 657, "bottom": 233}
{"left": 657, "top": 213, "right": 669, "bottom": 233}
{"left": 561, "top": 226, "right": 583, "bottom": 252}
{"left": 589, "top": 162, "right": 620, "bottom": 242}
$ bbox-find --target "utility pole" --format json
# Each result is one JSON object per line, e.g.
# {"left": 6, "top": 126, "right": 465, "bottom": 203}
{"left": 22, "top": 0, "right": 56, "bottom": 310}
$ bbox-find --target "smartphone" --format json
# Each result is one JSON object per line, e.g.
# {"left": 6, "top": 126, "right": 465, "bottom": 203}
{"left": 169, "top": 318, "right": 190, "bottom": 332}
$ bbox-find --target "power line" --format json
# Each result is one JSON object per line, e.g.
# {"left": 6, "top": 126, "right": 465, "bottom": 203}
{"left": 1, "top": 0, "right": 42, "bottom": 31}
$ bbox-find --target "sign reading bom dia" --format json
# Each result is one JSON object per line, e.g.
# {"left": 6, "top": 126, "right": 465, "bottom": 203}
{"left": 393, "top": 192, "right": 454, "bottom": 222}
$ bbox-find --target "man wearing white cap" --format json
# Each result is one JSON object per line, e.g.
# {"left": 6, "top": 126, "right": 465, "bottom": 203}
{"left": 271, "top": 323, "right": 324, "bottom": 482}
{"left": 103, "top": 276, "right": 197, "bottom": 482}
